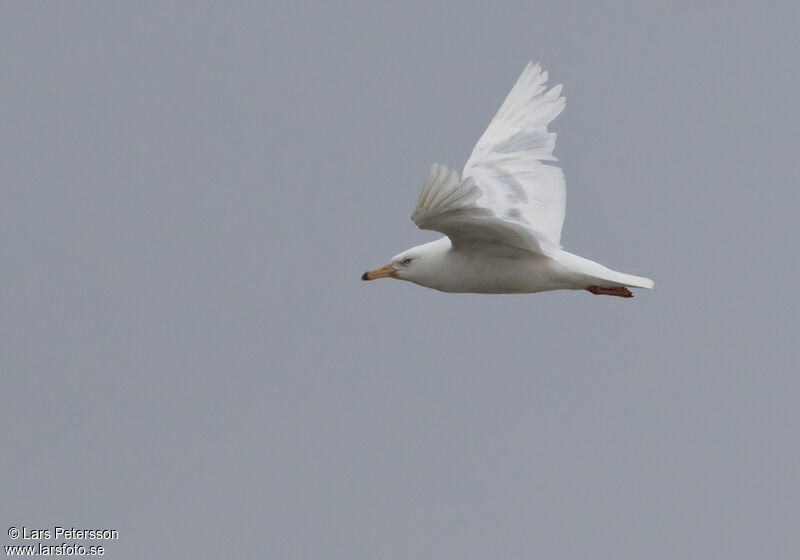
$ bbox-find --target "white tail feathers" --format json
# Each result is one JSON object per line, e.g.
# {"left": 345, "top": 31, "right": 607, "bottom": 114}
{"left": 557, "top": 251, "right": 654, "bottom": 289}
{"left": 607, "top": 272, "right": 654, "bottom": 290}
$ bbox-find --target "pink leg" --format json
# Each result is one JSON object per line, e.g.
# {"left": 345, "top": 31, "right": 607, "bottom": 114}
{"left": 586, "top": 285, "right": 634, "bottom": 298}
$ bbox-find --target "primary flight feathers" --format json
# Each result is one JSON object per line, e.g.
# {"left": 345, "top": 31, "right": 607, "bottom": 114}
{"left": 413, "top": 62, "right": 566, "bottom": 256}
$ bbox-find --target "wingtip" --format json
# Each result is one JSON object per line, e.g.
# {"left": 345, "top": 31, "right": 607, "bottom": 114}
{"left": 521, "top": 61, "right": 542, "bottom": 78}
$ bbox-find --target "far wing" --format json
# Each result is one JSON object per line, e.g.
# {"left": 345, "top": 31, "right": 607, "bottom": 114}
{"left": 462, "top": 62, "right": 567, "bottom": 250}
{"left": 411, "top": 163, "right": 558, "bottom": 255}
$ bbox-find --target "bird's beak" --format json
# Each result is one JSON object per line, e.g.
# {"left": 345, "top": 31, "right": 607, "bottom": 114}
{"left": 361, "top": 263, "right": 397, "bottom": 281}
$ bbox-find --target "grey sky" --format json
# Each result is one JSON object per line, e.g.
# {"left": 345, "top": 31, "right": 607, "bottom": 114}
{"left": 2, "top": 1, "right": 799, "bottom": 558}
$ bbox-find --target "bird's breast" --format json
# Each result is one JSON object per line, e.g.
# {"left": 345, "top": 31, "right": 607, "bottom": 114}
{"left": 426, "top": 251, "right": 573, "bottom": 294}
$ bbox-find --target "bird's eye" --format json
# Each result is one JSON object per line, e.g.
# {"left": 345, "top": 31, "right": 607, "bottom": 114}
{"left": 402, "top": 257, "right": 413, "bottom": 265}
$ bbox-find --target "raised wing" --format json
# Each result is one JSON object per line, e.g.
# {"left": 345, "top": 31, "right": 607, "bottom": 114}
{"left": 462, "top": 62, "right": 567, "bottom": 250}
{"left": 411, "top": 63, "right": 566, "bottom": 256}
{"left": 411, "top": 163, "right": 557, "bottom": 255}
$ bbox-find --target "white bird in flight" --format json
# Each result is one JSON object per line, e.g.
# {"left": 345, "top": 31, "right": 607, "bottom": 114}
{"left": 362, "top": 62, "right": 653, "bottom": 298}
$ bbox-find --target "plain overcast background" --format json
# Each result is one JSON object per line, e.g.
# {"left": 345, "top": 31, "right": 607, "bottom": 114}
{"left": 2, "top": 2, "right": 799, "bottom": 558}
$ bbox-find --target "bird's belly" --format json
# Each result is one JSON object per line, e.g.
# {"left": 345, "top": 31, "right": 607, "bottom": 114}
{"left": 436, "top": 253, "right": 575, "bottom": 294}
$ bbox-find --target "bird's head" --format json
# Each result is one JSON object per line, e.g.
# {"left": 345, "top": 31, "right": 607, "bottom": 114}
{"left": 360, "top": 251, "right": 416, "bottom": 282}
{"left": 361, "top": 238, "right": 450, "bottom": 285}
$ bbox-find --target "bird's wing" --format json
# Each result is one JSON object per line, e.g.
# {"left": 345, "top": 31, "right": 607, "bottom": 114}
{"left": 459, "top": 61, "right": 567, "bottom": 254}
{"left": 411, "top": 163, "right": 557, "bottom": 255}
